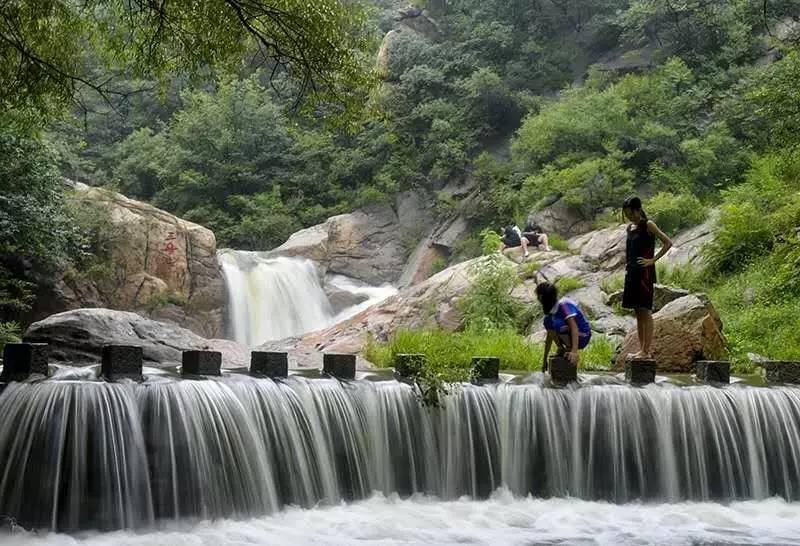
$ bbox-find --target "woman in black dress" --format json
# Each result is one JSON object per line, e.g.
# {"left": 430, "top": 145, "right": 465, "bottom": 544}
{"left": 622, "top": 196, "right": 673, "bottom": 359}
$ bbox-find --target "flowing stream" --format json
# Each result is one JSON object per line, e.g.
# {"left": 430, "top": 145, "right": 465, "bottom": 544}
{"left": 2, "top": 370, "right": 800, "bottom": 539}
{"left": 218, "top": 251, "right": 395, "bottom": 346}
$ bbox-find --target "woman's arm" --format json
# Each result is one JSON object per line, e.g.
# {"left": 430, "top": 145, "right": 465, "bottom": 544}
{"left": 566, "top": 317, "right": 580, "bottom": 365}
{"left": 542, "top": 331, "right": 553, "bottom": 371}
{"left": 639, "top": 220, "right": 674, "bottom": 267}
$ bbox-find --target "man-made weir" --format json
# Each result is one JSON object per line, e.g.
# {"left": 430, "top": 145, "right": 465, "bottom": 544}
{"left": 1, "top": 370, "right": 800, "bottom": 532}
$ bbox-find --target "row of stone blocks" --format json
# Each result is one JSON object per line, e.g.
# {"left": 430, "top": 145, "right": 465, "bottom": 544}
{"left": 0, "top": 343, "right": 359, "bottom": 382}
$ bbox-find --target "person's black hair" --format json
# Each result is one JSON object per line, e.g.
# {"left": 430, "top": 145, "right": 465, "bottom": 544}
{"left": 622, "top": 195, "right": 648, "bottom": 226}
{"left": 535, "top": 282, "right": 558, "bottom": 314}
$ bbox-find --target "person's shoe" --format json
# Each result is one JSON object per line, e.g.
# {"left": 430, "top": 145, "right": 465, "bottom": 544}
{"left": 544, "top": 246, "right": 552, "bottom": 252}
{"left": 524, "top": 251, "right": 529, "bottom": 258}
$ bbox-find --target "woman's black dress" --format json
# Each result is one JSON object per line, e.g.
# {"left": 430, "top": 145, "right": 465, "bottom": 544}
{"left": 622, "top": 220, "right": 656, "bottom": 310}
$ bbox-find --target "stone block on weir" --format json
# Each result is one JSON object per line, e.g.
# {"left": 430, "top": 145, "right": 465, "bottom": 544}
{"left": 323, "top": 353, "right": 356, "bottom": 380}
{"left": 182, "top": 350, "right": 222, "bottom": 376}
{"left": 471, "top": 356, "right": 500, "bottom": 382}
{"left": 101, "top": 345, "right": 143, "bottom": 381}
{"left": 695, "top": 360, "right": 730, "bottom": 383}
{"left": 625, "top": 358, "right": 656, "bottom": 384}
{"left": 762, "top": 361, "right": 800, "bottom": 384}
{"left": 549, "top": 355, "right": 577, "bottom": 384}
{"left": 1, "top": 343, "right": 50, "bottom": 381}
{"left": 394, "top": 353, "right": 426, "bottom": 379}
{"left": 250, "top": 351, "right": 289, "bottom": 378}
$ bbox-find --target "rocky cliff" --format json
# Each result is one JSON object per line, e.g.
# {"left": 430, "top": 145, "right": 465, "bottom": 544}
{"left": 31, "top": 181, "right": 227, "bottom": 338}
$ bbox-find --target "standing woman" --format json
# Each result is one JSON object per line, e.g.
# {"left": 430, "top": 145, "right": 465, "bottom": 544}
{"left": 622, "top": 196, "right": 673, "bottom": 359}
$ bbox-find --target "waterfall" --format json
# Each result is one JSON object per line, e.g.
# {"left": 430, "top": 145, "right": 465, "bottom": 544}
{"left": 3, "top": 372, "right": 800, "bottom": 532}
{"left": 218, "top": 251, "right": 395, "bottom": 346}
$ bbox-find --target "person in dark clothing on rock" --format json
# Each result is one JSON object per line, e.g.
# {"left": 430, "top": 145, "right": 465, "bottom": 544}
{"left": 500, "top": 223, "right": 551, "bottom": 258}
{"left": 621, "top": 196, "right": 673, "bottom": 359}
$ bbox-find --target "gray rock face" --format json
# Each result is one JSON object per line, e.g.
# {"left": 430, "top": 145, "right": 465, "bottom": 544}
{"left": 663, "top": 210, "right": 719, "bottom": 269}
{"left": 24, "top": 308, "right": 248, "bottom": 368}
{"left": 527, "top": 199, "right": 594, "bottom": 238}
{"left": 271, "top": 191, "right": 436, "bottom": 285}
{"left": 569, "top": 225, "right": 627, "bottom": 272}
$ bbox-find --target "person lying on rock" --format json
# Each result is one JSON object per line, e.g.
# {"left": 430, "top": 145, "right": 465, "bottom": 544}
{"left": 500, "top": 224, "right": 551, "bottom": 258}
{"left": 536, "top": 281, "right": 592, "bottom": 372}
{"left": 621, "top": 196, "right": 673, "bottom": 360}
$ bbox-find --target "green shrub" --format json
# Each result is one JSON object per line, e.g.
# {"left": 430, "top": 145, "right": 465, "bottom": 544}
{"left": 429, "top": 256, "right": 448, "bottom": 277}
{"left": 548, "top": 234, "right": 570, "bottom": 252}
{"left": 555, "top": 276, "right": 584, "bottom": 294}
{"left": 600, "top": 273, "right": 624, "bottom": 294}
{"left": 142, "top": 291, "right": 188, "bottom": 312}
{"left": 656, "top": 263, "right": 704, "bottom": 292}
{"left": 519, "top": 261, "right": 541, "bottom": 280}
{"left": 480, "top": 228, "right": 502, "bottom": 255}
{"left": 458, "top": 254, "right": 524, "bottom": 332}
{"left": 0, "top": 321, "right": 21, "bottom": 354}
{"left": 647, "top": 192, "right": 707, "bottom": 234}
{"left": 581, "top": 336, "right": 617, "bottom": 371}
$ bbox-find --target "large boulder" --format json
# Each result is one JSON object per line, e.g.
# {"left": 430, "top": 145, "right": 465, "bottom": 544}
{"left": 614, "top": 294, "right": 727, "bottom": 372}
{"left": 30, "top": 182, "right": 227, "bottom": 338}
{"left": 527, "top": 198, "right": 594, "bottom": 238}
{"left": 569, "top": 224, "right": 627, "bottom": 272}
{"left": 24, "top": 308, "right": 248, "bottom": 368}
{"left": 271, "top": 190, "right": 435, "bottom": 285}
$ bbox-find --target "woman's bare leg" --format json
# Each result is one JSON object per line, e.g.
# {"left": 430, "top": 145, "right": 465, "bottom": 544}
{"left": 641, "top": 309, "right": 654, "bottom": 357}
{"left": 521, "top": 236, "right": 529, "bottom": 257}
{"left": 631, "top": 308, "right": 646, "bottom": 358}
{"left": 540, "top": 233, "right": 551, "bottom": 252}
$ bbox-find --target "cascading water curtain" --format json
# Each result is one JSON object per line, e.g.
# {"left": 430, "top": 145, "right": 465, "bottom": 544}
{"left": 2, "top": 376, "right": 800, "bottom": 531}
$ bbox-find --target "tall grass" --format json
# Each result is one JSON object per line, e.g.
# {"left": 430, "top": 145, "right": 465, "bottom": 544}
{"left": 364, "top": 328, "right": 618, "bottom": 374}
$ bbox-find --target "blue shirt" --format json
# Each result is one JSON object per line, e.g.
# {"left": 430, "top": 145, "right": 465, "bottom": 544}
{"left": 543, "top": 298, "right": 592, "bottom": 338}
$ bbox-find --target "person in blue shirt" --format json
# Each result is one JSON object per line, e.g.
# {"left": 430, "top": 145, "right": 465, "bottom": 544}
{"left": 535, "top": 282, "right": 592, "bottom": 371}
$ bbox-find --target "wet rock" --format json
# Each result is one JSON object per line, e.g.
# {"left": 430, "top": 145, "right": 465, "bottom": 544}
{"left": 24, "top": 308, "right": 248, "bottom": 368}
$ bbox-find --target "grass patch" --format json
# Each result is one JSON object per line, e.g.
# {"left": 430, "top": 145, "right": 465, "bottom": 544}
{"left": 600, "top": 273, "right": 624, "bottom": 294}
{"left": 142, "top": 290, "right": 189, "bottom": 312}
{"left": 365, "top": 328, "right": 619, "bottom": 374}
{"left": 708, "top": 254, "right": 800, "bottom": 373}
{"left": 519, "top": 261, "right": 541, "bottom": 280}
{"left": 656, "top": 262, "right": 704, "bottom": 292}
{"left": 548, "top": 234, "right": 570, "bottom": 252}
{"left": 555, "top": 276, "right": 584, "bottom": 294}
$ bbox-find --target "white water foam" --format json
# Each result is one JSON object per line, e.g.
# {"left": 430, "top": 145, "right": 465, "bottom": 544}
{"left": 6, "top": 491, "right": 800, "bottom": 546}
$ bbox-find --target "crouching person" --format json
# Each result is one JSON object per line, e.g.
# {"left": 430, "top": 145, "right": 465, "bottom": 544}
{"left": 535, "top": 282, "right": 592, "bottom": 371}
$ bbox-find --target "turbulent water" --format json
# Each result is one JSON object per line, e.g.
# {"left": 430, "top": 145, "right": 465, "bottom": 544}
{"left": 7, "top": 494, "right": 800, "bottom": 546}
{"left": 2, "top": 370, "right": 800, "bottom": 535}
{"left": 218, "top": 251, "right": 395, "bottom": 346}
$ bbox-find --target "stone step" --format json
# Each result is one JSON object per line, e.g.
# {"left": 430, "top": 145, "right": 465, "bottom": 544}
{"left": 549, "top": 355, "right": 577, "bottom": 384}
{"left": 471, "top": 356, "right": 500, "bottom": 382}
{"left": 250, "top": 351, "right": 288, "bottom": 378}
{"left": 323, "top": 353, "right": 356, "bottom": 380}
{"left": 182, "top": 350, "right": 222, "bottom": 376}
{"left": 1, "top": 343, "right": 50, "bottom": 381}
{"left": 625, "top": 358, "right": 656, "bottom": 384}
{"left": 695, "top": 360, "right": 730, "bottom": 383}
{"left": 101, "top": 345, "right": 143, "bottom": 381}
{"left": 762, "top": 361, "right": 800, "bottom": 384}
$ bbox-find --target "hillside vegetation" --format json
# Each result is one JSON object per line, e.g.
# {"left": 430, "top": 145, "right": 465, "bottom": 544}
{"left": 1, "top": 0, "right": 799, "bottom": 369}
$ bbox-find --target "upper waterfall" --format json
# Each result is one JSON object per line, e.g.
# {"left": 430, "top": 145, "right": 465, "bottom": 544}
{"left": 218, "top": 250, "right": 396, "bottom": 346}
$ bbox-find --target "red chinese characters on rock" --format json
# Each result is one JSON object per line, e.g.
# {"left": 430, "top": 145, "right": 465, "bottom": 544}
{"left": 162, "top": 231, "right": 179, "bottom": 265}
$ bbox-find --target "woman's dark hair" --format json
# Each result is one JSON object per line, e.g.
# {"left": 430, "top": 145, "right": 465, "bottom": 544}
{"left": 622, "top": 195, "right": 648, "bottom": 224}
{"left": 535, "top": 282, "right": 558, "bottom": 314}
